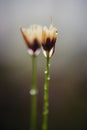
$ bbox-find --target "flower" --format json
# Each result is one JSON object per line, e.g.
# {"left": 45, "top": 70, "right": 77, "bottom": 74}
{"left": 42, "top": 24, "right": 57, "bottom": 57}
{"left": 20, "top": 25, "right": 42, "bottom": 56}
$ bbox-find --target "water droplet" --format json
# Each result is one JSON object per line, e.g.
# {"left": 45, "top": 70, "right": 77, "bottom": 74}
{"left": 29, "top": 89, "right": 37, "bottom": 95}
{"left": 47, "top": 77, "right": 50, "bottom": 80}
{"left": 48, "top": 63, "right": 50, "bottom": 67}
{"left": 44, "top": 70, "right": 47, "bottom": 74}
{"left": 44, "top": 86, "right": 47, "bottom": 90}
{"left": 43, "top": 110, "right": 49, "bottom": 115}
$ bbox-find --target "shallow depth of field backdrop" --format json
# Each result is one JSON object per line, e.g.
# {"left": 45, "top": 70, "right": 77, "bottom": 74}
{"left": 0, "top": 0, "right": 87, "bottom": 130}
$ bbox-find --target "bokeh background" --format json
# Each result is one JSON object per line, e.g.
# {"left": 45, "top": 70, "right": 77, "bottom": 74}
{"left": 0, "top": 0, "right": 87, "bottom": 129}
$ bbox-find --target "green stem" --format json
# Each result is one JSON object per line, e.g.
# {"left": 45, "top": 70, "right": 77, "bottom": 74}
{"left": 42, "top": 51, "right": 50, "bottom": 130}
{"left": 30, "top": 55, "right": 37, "bottom": 130}
{"left": 32, "top": 55, "right": 37, "bottom": 90}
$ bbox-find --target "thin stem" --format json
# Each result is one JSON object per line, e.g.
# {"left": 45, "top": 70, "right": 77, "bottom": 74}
{"left": 30, "top": 55, "right": 37, "bottom": 130}
{"left": 42, "top": 51, "right": 50, "bottom": 130}
{"left": 32, "top": 55, "right": 37, "bottom": 90}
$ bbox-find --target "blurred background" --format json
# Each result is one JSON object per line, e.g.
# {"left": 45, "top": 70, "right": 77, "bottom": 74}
{"left": 0, "top": 0, "right": 87, "bottom": 129}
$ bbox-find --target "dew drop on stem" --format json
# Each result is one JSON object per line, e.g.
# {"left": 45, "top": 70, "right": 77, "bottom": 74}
{"left": 29, "top": 89, "right": 37, "bottom": 95}
{"left": 47, "top": 77, "right": 50, "bottom": 81}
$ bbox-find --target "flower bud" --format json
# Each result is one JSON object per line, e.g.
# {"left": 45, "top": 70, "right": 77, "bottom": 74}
{"left": 20, "top": 25, "right": 42, "bottom": 56}
{"left": 42, "top": 24, "right": 57, "bottom": 57}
